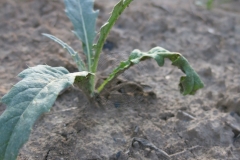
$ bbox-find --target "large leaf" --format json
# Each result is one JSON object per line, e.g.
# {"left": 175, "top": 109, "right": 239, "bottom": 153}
{"left": 97, "top": 47, "right": 204, "bottom": 95}
{"left": 42, "top": 33, "right": 87, "bottom": 71}
{"left": 64, "top": 0, "right": 98, "bottom": 69}
{"left": 0, "top": 65, "right": 91, "bottom": 160}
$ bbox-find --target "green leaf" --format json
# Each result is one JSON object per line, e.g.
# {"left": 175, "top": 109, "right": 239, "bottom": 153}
{"left": 42, "top": 33, "right": 87, "bottom": 71}
{"left": 91, "top": 0, "right": 133, "bottom": 97}
{"left": 206, "top": 0, "right": 214, "bottom": 10}
{"left": 0, "top": 65, "right": 91, "bottom": 160}
{"left": 97, "top": 47, "right": 204, "bottom": 95}
{"left": 64, "top": 0, "right": 99, "bottom": 71}
{"left": 92, "top": 0, "right": 133, "bottom": 73}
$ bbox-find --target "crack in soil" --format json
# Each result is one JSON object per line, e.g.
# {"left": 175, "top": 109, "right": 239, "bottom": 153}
{"left": 44, "top": 149, "right": 51, "bottom": 160}
{"left": 173, "top": 127, "right": 200, "bottom": 159}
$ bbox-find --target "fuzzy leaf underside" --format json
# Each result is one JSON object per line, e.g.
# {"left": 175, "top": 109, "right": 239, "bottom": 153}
{"left": 64, "top": 0, "right": 98, "bottom": 58}
{"left": 0, "top": 65, "right": 90, "bottom": 160}
{"left": 98, "top": 47, "right": 204, "bottom": 95}
{"left": 42, "top": 33, "right": 86, "bottom": 71}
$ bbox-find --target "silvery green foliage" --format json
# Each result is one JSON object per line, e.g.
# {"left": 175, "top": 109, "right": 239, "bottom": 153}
{"left": 98, "top": 47, "right": 204, "bottom": 95}
{"left": 0, "top": 65, "right": 90, "bottom": 160}
{"left": 42, "top": 33, "right": 86, "bottom": 71}
{"left": 64, "top": 0, "right": 98, "bottom": 60}
{"left": 0, "top": 0, "right": 205, "bottom": 159}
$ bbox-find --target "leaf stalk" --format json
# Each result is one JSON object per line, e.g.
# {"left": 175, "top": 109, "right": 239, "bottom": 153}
{"left": 90, "top": 0, "right": 133, "bottom": 96}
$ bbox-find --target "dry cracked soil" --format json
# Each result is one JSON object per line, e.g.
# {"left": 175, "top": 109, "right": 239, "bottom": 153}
{"left": 0, "top": 0, "right": 240, "bottom": 159}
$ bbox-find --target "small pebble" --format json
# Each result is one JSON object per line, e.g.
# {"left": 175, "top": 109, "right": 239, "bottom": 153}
{"left": 133, "top": 141, "right": 140, "bottom": 149}
{"left": 134, "top": 126, "right": 139, "bottom": 133}
{"left": 145, "top": 148, "right": 151, "bottom": 152}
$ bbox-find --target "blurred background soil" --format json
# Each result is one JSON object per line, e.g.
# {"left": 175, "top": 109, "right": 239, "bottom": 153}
{"left": 0, "top": 0, "right": 240, "bottom": 159}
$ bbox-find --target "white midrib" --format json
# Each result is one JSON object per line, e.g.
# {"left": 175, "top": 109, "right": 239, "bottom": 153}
{"left": 77, "top": 0, "right": 91, "bottom": 72}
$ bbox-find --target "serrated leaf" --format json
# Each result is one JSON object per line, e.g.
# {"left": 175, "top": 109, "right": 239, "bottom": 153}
{"left": 0, "top": 65, "right": 91, "bottom": 160}
{"left": 93, "top": 0, "right": 133, "bottom": 72}
{"left": 42, "top": 33, "right": 87, "bottom": 71}
{"left": 64, "top": 0, "right": 98, "bottom": 69}
{"left": 97, "top": 47, "right": 204, "bottom": 95}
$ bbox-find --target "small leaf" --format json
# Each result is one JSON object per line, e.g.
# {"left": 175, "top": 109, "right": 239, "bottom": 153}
{"left": 93, "top": 0, "right": 133, "bottom": 72}
{"left": 0, "top": 65, "right": 91, "bottom": 160}
{"left": 97, "top": 47, "right": 204, "bottom": 95}
{"left": 64, "top": 0, "right": 98, "bottom": 70}
{"left": 42, "top": 33, "right": 87, "bottom": 71}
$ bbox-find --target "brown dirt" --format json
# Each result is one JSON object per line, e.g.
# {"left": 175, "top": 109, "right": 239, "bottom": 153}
{"left": 0, "top": 0, "right": 240, "bottom": 159}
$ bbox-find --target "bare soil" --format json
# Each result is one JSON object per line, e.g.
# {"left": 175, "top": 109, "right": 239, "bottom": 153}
{"left": 0, "top": 0, "right": 240, "bottom": 159}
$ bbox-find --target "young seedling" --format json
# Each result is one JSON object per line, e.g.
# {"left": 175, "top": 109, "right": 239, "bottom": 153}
{"left": 206, "top": 0, "right": 214, "bottom": 10}
{"left": 0, "top": 0, "right": 204, "bottom": 159}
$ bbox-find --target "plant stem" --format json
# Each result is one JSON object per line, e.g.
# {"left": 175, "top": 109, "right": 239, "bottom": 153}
{"left": 90, "top": 0, "right": 133, "bottom": 96}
